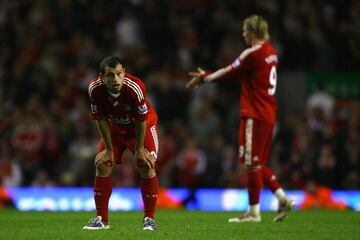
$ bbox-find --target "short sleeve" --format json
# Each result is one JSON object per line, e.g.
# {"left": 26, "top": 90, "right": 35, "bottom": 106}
{"left": 124, "top": 78, "right": 149, "bottom": 121}
{"left": 88, "top": 83, "right": 106, "bottom": 120}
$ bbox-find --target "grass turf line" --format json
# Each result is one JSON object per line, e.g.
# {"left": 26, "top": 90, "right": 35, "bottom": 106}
{"left": 0, "top": 209, "right": 359, "bottom": 240}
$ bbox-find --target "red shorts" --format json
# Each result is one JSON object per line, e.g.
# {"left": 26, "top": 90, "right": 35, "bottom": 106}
{"left": 238, "top": 117, "right": 274, "bottom": 166}
{"left": 97, "top": 123, "right": 159, "bottom": 165}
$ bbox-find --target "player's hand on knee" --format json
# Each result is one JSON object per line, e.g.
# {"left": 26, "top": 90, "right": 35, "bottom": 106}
{"left": 95, "top": 149, "right": 115, "bottom": 168}
{"left": 136, "top": 147, "right": 156, "bottom": 169}
{"left": 94, "top": 151, "right": 103, "bottom": 166}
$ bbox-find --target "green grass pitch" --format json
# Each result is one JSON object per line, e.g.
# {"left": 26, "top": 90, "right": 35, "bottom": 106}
{"left": 0, "top": 209, "right": 359, "bottom": 240}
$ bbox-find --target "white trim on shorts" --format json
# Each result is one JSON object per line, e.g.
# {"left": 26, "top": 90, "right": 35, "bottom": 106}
{"left": 149, "top": 125, "right": 159, "bottom": 158}
{"left": 245, "top": 118, "right": 253, "bottom": 166}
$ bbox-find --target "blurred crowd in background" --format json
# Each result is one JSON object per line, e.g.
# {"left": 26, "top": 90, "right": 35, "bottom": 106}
{"left": 0, "top": 0, "right": 359, "bottom": 191}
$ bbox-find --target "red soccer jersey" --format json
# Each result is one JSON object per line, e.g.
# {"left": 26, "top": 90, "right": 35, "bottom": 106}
{"left": 88, "top": 73, "right": 157, "bottom": 136}
{"left": 205, "top": 41, "right": 278, "bottom": 123}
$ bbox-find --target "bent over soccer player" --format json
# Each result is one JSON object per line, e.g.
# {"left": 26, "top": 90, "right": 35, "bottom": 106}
{"left": 83, "top": 56, "right": 159, "bottom": 230}
{"left": 186, "top": 15, "right": 294, "bottom": 222}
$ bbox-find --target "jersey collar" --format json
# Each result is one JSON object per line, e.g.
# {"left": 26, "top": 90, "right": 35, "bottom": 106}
{"left": 107, "top": 90, "right": 121, "bottom": 98}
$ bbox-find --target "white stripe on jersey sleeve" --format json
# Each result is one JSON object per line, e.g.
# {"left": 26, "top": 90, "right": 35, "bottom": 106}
{"left": 239, "top": 44, "right": 261, "bottom": 61}
{"left": 204, "top": 44, "right": 262, "bottom": 83}
{"left": 124, "top": 78, "right": 144, "bottom": 99}
{"left": 124, "top": 78, "right": 144, "bottom": 102}
{"left": 88, "top": 79, "right": 105, "bottom": 96}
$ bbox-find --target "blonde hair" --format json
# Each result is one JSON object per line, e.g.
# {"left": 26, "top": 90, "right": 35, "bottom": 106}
{"left": 243, "top": 15, "right": 270, "bottom": 41}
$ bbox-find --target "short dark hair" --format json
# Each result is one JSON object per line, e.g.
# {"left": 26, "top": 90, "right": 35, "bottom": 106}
{"left": 99, "top": 56, "right": 122, "bottom": 75}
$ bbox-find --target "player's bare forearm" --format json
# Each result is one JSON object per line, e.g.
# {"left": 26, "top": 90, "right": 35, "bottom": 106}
{"left": 186, "top": 66, "right": 236, "bottom": 90}
{"left": 95, "top": 118, "right": 114, "bottom": 168}
{"left": 204, "top": 65, "right": 235, "bottom": 82}
{"left": 135, "top": 120, "right": 146, "bottom": 150}
{"left": 96, "top": 118, "right": 113, "bottom": 151}
{"left": 135, "top": 120, "right": 155, "bottom": 169}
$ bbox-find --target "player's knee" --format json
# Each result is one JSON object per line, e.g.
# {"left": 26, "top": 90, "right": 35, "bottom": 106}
{"left": 136, "top": 159, "right": 147, "bottom": 169}
{"left": 136, "top": 151, "right": 157, "bottom": 170}
{"left": 95, "top": 162, "right": 103, "bottom": 172}
{"left": 95, "top": 161, "right": 113, "bottom": 176}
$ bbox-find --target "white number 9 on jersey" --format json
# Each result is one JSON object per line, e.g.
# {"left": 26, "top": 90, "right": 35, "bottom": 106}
{"left": 268, "top": 66, "right": 277, "bottom": 96}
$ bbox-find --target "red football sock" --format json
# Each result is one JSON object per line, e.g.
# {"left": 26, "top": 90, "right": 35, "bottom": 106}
{"left": 261, "top": 165, "right": 281, "bottom": 193}
{"left": 247, "top": 168, "right": 262, "bottom": 205}
{"left": 94, "top": 176, "right": 112, "bottom": 223}
{"left": 141, "top": 175, "right": 159, "bottom": 219}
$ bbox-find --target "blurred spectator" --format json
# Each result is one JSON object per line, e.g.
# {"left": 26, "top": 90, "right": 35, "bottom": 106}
{"left": 31, "top": 169, "right": 54, "bottom": 187}
{"left": 67, "top": 130, "right": 97, "bottom": 185}
{"left": 115, "top": 6, "right": 143, "bottom": 50}
{"left": 204, "top": 135, "right": 227, "bottom": 187}
{"left": 176, "top": 137, "right": 207, "bottom": 188}
{"left": 176, "top": 137, "right": 207, "bottom": 208}
{"left": 0, "top": 147, "right": 22, "bottom": 187}
{"left": 284, "top": 148, "right": 310, "bottom": 189}
{"left": 300, "top": 181, "right": 347, "bottom": 210}
{"left": 188, "top": 93, "right": 220, "bottom": 150}
{"left": 314, "top": 144, "right": 338, "bottom": 188}
{"left": 155, "top": 127, "right": 177, "bottom": 187}
{"left": 112, "top": 150, "right": 138, "bottom": 188}
{"left": 11, "top": 113, "right": 44, "bottom": 185}
{"left": 307, "top": 85, "right": 335, "bottom": 120}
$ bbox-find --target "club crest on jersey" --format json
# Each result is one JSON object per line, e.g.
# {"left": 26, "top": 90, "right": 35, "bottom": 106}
{"left": 138, "top": 104, "right": 148, "bottom": 115}
{"left": 91, "top": 104, "right": 98, "bottom": 114}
